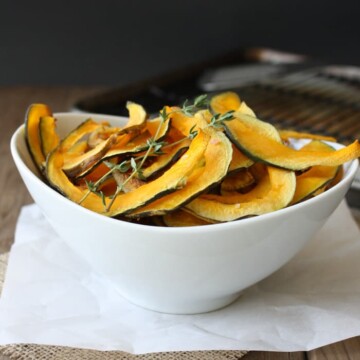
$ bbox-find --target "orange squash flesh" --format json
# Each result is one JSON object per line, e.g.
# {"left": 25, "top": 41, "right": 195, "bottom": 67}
{"left": 228, "top": 145, "right": 254, "bottom": 172}
{"left": 67, "top": 140, "right": 88, "bottom": 156}
{"left": 168, "top": 108, "right": 208, "bottom": 136}
{"left": 120, "top": 102, "right": 147, "bottom": 133}
{"left": 82, "top": 162, "right": 113, "bottom": 183}
{"left": 210, "top": 92, "right": 242, "bottom": 114}
{"left": 279, "top": 130, "right": 336, "bottom": 143}
{"left": 39, "top": 116, "right": 60, "bottom": 158}
{"left": 146, "top": 118, "right": 171, "bottom": 140}
{"left": 210, "top": 91, "right": 256, "bottom": 117}
{"left": 163, "top": 209, "right": 213, "bottom": 227}
{"left": 96, "top": 177, "right": 118, "bottom": 196}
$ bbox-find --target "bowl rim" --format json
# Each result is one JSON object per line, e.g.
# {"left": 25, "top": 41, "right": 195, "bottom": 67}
{"left": 10, "top": 112, "right": 360, "bottom": 234}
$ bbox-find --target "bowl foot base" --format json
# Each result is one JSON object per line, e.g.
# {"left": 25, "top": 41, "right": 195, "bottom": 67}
{"left": 121, "top": 291, "right": 244, "bottom": 315}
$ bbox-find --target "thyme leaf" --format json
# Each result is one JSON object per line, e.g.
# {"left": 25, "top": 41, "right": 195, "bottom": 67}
{"left": 130, "top": 157, "right": 138, "bottom": 172}
{"left": 104, "top": 160, "right": 131, "bottom": 173}
{"left": 193, "top": 94, "right": 208, "bottom": 108}
{"left": 188, "top": 125, "right": 198, "bottom": 140}
{"left": 147, "top": 138, "right": 166, "bottom": 155}
{"left": 159, "top": 107, "right": 168, "bottom": 121}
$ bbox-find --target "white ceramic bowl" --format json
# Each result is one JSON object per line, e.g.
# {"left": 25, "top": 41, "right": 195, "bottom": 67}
{"left": 11, "top": 112, "right": 359, "bottom": 314}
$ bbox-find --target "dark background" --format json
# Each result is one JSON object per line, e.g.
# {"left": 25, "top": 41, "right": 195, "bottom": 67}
{"left": 1, "top": 0, "right": 359, "bottom": 86}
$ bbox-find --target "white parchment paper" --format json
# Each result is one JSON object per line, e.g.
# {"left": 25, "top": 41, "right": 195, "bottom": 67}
{"left": 0, "top": 202, "right": 359, "bottom": 354}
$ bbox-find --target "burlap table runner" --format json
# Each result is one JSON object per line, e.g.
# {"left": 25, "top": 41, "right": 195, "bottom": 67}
{"left": 0, "top": 253, "right": 247, "bottom": 360}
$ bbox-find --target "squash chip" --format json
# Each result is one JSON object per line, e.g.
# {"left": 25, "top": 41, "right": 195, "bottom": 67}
{"left": 224, "top": 113, "right": 360, "bottom": 170}
{"left": 25, "top": 103, "right": 52, "bottom": 172}
{"left": 290, "top": 140, "right": 340, "bottom": 204}
{"left": 186, "top": 166, "right": 296, "bottom": 222}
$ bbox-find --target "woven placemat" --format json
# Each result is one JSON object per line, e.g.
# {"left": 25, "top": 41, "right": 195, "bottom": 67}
{"left": 0, "top": 252, "right": 247, "bottom": 360}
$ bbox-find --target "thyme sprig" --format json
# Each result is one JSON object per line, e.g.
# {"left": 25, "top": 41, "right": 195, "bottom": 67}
{"left": 78, "top": 94, "right": 208, "bottom": 211}
{"left": 84, "top": 179, "right": 106, "bottom": 206}
{"left": 181, "top": 94, "right": 208, "bottom": 116}
{"left": 208, "top": 110, "right": 235, "bottom": 128}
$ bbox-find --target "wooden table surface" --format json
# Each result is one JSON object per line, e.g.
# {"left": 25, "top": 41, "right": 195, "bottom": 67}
{"left": 1, "top": 86, "right": 360, "bottom": 360}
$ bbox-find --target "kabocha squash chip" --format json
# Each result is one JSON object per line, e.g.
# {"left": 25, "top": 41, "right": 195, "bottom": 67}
{"left": 62, "top": 135, "right": 117, "bottom": 178}
{"left": 279, "top": 130, "right": 336, "bottom": 143}
{"left": 24, "top": 92, "right": 359, "bottom": 226}
{"left": 146, "top": 117, "right": 171, "bottom": 140}
{"left": 224, "top": 112, "right": 360, "bottom": 171}
{"left": 290, "top": 141, "right": 340, "bottom": 204}
{"left": 210, "top": 91, "right": 256, "bottom": 117}
{"left": 60, "top": 119, "right": 102, "bottom": 152}
{"left": 210, "top": 91, "right": 242, "bottom": 114}
{"left": 163, "top": 209, "right": 213, "bottom": 227}
{"left": 25, "top": 103, "right": 52, "bottom": 172}
{"left": 121, "top": 102, "right": 147, "bottom": 133}
{"left": 186, "top": 166, "right": 296, "bottom": 222}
